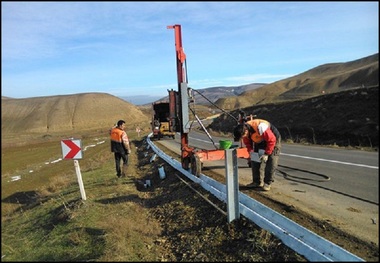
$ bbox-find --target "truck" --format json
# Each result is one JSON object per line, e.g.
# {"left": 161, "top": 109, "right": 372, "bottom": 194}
{"left": 151, "top": 94, "right": 177, "bottom": 140}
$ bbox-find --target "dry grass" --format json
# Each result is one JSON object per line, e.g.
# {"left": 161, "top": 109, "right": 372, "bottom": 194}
{"left": 1, "top": 130, "right": 169, "bottom": 261}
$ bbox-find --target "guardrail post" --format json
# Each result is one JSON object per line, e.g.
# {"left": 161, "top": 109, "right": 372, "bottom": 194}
{"left": 225, "top": 148, "right": 240, "bottom": 222}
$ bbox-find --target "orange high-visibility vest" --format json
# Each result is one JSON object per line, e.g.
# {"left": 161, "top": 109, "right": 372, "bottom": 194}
{"left": 246, "top": 119, "right": 270, "bottom": 143}
{"left": 110, "top": 127, "right": 125, "bottom": 153}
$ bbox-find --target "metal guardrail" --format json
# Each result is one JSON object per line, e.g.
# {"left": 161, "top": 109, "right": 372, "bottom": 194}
{"left": 146, "top": 133, "right": 364, "bottom": 262}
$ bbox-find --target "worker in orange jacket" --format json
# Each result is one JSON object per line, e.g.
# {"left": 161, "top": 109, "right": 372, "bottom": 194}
{"left": 234, "top": 118, "right": 281, "bottom": 191}
{"left": 110, "top": 120, "right": 131, "bottom": 178}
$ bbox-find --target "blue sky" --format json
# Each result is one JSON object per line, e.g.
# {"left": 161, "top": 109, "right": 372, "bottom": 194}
{"left": 2, "top": 2, "right": 378, "bottom": 104}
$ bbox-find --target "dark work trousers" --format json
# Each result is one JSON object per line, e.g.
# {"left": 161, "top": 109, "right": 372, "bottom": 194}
{"left": 251, "top": 143, "right": 281, "bottom": 185}
{"left": 114, "top": 152, "right": 129, "bottom": 177}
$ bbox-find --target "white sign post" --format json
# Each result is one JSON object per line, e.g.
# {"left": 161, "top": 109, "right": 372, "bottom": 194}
{"left": 61, "top": 139, "right": 86, "bottom": 200}
{"left": 73, "top": 160, "right": 86, "bottom": 200}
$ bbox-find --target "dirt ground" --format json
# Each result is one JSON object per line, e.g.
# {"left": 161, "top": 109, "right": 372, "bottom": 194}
{"left": 131, "top": 138, "right": 378, "bottom": 262}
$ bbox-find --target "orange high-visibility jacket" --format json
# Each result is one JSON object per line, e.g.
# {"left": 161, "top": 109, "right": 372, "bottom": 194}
{"left": 110, "top": 127, "right": 129, "bottom": 153}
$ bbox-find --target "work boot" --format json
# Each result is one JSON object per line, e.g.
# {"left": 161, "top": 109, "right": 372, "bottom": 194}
{"left": 262, "top": 183, "right": 271, "bottom": 191}
{"left": 246, "top": 182, "right": 264, "bottom": 188}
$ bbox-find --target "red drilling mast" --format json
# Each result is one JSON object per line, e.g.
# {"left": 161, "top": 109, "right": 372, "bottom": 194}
{"left": 167, "top": 24, "right": 194, "bottom": 171}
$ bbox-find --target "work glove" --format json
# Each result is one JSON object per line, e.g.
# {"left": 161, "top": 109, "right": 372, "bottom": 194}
{"left": 260, "top": 154, "right": 268, "bottom": 163}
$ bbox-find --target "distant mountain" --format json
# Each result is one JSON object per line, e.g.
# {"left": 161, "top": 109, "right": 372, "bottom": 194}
{"left": 138, "top": 83, "right": 266, "bottom": 106}
{"left": 189, "top": 83, "right": 265, "bottom": 105}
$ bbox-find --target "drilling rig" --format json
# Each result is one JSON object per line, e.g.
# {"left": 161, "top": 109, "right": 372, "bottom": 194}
{"left": 167, "top": 24, "right": 249, "bottom": 175}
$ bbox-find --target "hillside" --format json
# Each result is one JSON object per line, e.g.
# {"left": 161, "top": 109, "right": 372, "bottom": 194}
{"left": 214, "top": 53, "right": 378, "bottom": 110}
{"left": 208, "top": 85, "right": 379, "bottom": 148}
{"left": 1, "top": 93, "right": 150, "bottom": 136}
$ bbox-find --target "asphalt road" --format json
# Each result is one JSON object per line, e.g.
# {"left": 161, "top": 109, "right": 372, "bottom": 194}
{"left": 154, "top": 131, "right": 379, "bottom": 246}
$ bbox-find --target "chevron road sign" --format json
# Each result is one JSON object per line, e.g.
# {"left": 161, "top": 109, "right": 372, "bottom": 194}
{"left": 61, "top": 139, "right": 83, "bottom": 159}
{"left": 60, "top": 139, "right": 86, "bottom": 200}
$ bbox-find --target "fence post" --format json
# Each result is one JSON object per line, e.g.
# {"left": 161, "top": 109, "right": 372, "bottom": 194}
{"left": 225, "top": 148, "right": 239, "bottom": 222}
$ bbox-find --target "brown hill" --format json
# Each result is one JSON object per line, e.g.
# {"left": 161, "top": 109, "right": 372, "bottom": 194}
{"left": 1, "top": 92, "right": 150, "bottom": 135}
{"left": 215, "top": 53, "right": 378, "bottom": 110}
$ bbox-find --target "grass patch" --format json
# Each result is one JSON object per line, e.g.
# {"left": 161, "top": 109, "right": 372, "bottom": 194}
{"left": 1, "top": 131, "right": 165, "bottom": 261}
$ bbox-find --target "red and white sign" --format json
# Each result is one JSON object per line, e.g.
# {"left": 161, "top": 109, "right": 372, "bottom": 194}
{"left": 61, "top": 139, "right": 83, "bottom": 159}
